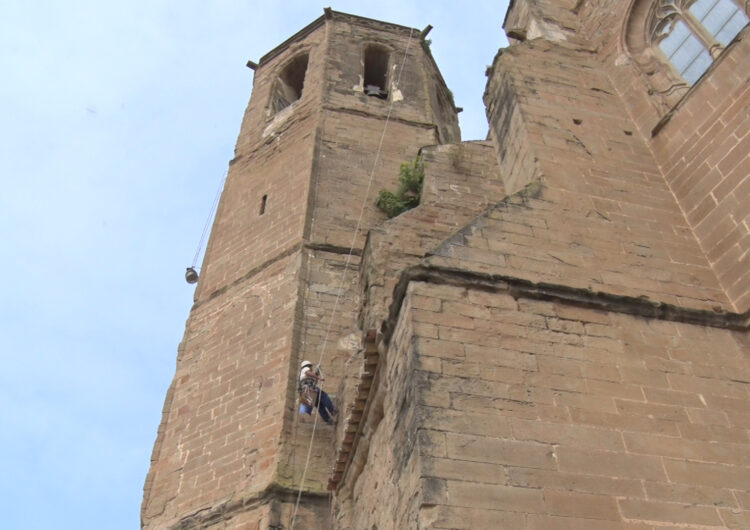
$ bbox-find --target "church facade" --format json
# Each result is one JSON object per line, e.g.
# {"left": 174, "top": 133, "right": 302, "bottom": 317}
{"left": 143, "top": 1, "right": 750, "bottom": 528}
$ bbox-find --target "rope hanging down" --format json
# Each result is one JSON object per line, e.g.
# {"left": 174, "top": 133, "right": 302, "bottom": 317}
{"left": 186, "top": 171, "right": 226, "bottom": 284}
{"left": 193, "top": 171, "right": 226, "bottom": 267}
{"left": 290, "top": 27, "right": 415, "bottom": 529}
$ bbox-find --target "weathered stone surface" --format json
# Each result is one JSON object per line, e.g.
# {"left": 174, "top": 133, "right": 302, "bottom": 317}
{"left": 144, "top": 2, "right": 750, "bottom": 529}
{"left": 142, "top": 10, "right": 461, "bottom": 530}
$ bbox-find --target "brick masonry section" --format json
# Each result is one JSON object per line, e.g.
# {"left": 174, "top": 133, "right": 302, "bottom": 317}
{"left": 141, "top": 10, "right": 463, "bottom": 530}
{"left": 143, "top": 2, "right": 750, "bottom": 529}
{"left": 650, "top": 31, "right": 750, "bottom": 313}
{"left": 480, "top": 38, "right": 731, "bottom": 312}
{"left": 335, "top": 282, "right": 749, "bottom": 528}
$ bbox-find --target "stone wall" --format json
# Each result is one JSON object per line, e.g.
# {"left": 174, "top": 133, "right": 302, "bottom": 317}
{"left": 481, "top": 38, "right": 729, "bottom": 311}
{"left": 648, "top": 30, "right": 750, "bottom": 312}
{"left": 333, "top": 290, "right": 425, "bottom": 529}
{"left": 143, "top": 19, "right": 331, "bottom": 528}
{"left": 142, "top": 253, "right": 304, "bottom": 528}
{"left": 142, "top": 10, "right": 462, "bottom": 529}
{"left": 194, "top": 25, "right": 325, "bottom": 304}
{"left": 502, "top": 0, "right": 750, "bottom": 312}
{"left": 576, "top": 0, "right": 750, "bottom": 312}
{"left": 371, "top": 280, "right": 750, "bottom": 528}
{"left": 144, "top": 3, "right": 750, "bottom": 529}
{"left": 332, "top": 3, "right": 750, "bottom": 528}
{"left": 282, "top": 11, "right": 462, "bottom": 502}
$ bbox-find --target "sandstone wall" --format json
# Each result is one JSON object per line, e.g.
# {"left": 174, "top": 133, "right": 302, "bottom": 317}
{"left": 359, "top": 141, "right": 506, "bottom": 336}
{"left": 576, "top": 0, "right": 750, "bottom": 311}
{"left": 501, "top": 0, "right": 750, "bottom": 311}
{"left": 309, "top": 14, "right": 459, "bottom": 250}
{"left": 280, "top": 13, "right": 463, "bottom": 500}
{"left": 142, "top": 253, "right": 306, "bottom": 528}
{"left": 333, "top": 291, "right": 425, "bottom": 529}
{"left": 384, "top": 281, "right": 750, "bottom": 528}
{"left": 194, "top": 26, "right": 325, "bottom": 304}
{"left": 480, "top": 39, "right": 729, "bottom": 310}
{"left": 143, "top": 11, "right": 462, "bottom": 528}
{"left": 648, "top": 31, "right": 750, "bottom": 312}
{"left": 329, "top": 140, "right": 506, "bottom": 507}
{"left": 144, "top": 4, "right": 750, "bottom": 528}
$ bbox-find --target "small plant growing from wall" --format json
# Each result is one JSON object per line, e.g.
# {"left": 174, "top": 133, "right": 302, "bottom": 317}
{"left": 376, "top": 156, "right": 425, "bottom": 218}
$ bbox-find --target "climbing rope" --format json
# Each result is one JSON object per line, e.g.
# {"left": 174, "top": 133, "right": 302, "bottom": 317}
{"left": 290, "top": 27, "right": 415, "bottom": 529}
{"left": 191, "top": 171, "right": 227, "bottom": 269}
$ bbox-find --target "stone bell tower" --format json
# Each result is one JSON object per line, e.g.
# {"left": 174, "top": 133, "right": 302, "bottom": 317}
{"left": 141, "top": 9, "right": 460, "bottom": 529}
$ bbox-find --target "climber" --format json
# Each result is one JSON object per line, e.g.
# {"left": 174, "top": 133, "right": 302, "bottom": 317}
{"left": 298, "top": 360, "right": 337, "bottom": 424}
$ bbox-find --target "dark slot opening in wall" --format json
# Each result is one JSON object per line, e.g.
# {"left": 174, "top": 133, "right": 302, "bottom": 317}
{"left": 270, "top": 53, "right": 309, "bottom": 114}
{"left": 364, "top": 46, "right": 389, "bottom": 99}
{"left": 259, "top": 194, "right": 268, "bottom": 215}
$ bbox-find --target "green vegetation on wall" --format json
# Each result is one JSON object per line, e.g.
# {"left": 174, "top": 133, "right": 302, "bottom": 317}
{"left": 376, "top": 156, "right": 425, "bottom": 218}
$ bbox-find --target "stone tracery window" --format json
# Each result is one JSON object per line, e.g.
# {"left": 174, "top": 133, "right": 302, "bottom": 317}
{"left": 649, "top": 0, "right": 748, "bottom": 84}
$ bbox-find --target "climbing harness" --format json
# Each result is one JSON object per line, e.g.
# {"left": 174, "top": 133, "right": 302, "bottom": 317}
{"left": 298, "top": 364, "right": 323, "bottom": 408}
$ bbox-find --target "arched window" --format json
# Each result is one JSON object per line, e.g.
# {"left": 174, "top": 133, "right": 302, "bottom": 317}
{"left": 269, "top": 53, "right": 309, "bottom": 114}
{"left": 650, "top": 0, "right": 748, "bottom": 84}
{"left": 363, "top": 45, "right": 390, "bottom": 99}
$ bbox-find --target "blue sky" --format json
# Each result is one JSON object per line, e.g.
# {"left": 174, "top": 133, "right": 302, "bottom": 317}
{"left": 0, "top": 1, "right": 507, "bottom": 527}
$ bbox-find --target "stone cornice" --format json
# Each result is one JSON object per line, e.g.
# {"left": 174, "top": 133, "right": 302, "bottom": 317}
{"left": 165, "top": 484, "right": 328, "bottom": 529}
{"left": 383, "top": 263, "right": 750, "bottom": 345}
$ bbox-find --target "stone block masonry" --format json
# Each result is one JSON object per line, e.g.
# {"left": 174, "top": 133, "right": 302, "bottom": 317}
{"left": 335, "top": 281, "right": 749, "bottom": 528}
{"left": 143, "top": 2, "right": 750, "bottom": 529}
{"left": 142, "top": 9, "right": 463, "bottom": 529}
